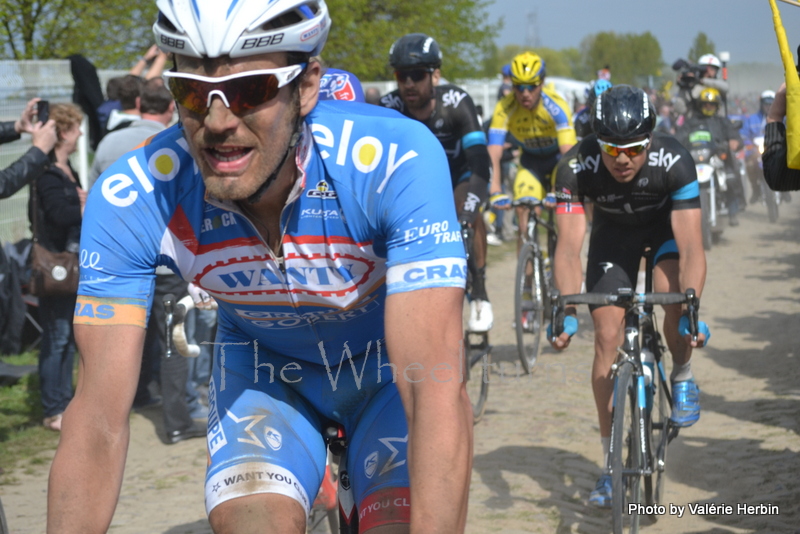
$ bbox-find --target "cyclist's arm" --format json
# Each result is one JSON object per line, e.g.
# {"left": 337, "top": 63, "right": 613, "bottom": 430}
{"left": 488, "top": 143, "right": 504, "bottom": 195}
{"left": 671, "top": 207, "right": 706, "bottom": 300}
{"left": 48, "top": 322, "right": 146, "bottom": 534}
{"left": 552, "top": 210, "right": 586, "bottom": 350}
{"left": 385, "top": 286, "right": 471, "bottom": 532}
{"left": 460, "top": 144, "right": 491, "bottom": 224}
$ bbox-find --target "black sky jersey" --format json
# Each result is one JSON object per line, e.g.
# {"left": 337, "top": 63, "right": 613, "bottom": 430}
{"left": 379, "top": 84, "right": 487, "bottom": 184}
{"left": 554, "top": 132, "right": 700, "bottom": 226}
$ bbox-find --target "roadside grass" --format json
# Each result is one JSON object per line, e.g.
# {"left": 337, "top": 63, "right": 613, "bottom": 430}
{"left": 0, "top": 351, "right": 60, "bottom": 484}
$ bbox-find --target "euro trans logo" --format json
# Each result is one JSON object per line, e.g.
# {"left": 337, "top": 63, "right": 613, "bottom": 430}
{"left": 307, "top": 180, "right": 337, "bottom": 199}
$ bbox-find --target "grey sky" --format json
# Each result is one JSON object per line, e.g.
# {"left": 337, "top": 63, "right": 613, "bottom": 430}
{"left": 490, "top": 0, "right": 800, "bottom": 67}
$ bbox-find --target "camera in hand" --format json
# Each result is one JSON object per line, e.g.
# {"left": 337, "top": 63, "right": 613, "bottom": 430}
{"left": 672, "top": 59, "right": 704, "bottom": 90}
{"left": 37, "top": 100, "right": 49, "bottom": 124}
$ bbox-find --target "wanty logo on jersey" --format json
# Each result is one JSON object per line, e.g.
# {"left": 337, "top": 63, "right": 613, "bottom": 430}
{"left": 199, "top": 254, "right": 374, "bottom": 298}
{"left": 311, "top": 119, "right": 418, "bottom": 193}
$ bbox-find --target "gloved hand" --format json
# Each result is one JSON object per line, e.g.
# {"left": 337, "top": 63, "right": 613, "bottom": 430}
{"left": 678, "top": 314, "right": 710, "bottom": 346}
{"left": 188, "top": 282, "right": 218, "bottom": 310}
{"left": 546, "top": 315, "right": 578, "bottom": 341}
{"left": 489, "top": 192, "right": 511, "bottom": 209}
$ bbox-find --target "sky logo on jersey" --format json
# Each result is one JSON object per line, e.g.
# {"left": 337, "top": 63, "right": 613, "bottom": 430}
{"left": 569, "top": 154, "right": 601, "bottom": 174}
{"left": 442, "top": 89, "right": 467, "bottom": 108}
{"left": 648, "top": 148, "right": 681, "bottom": 172}
{"left": 307, "top": 180, "right": 337, "bottom": 199}
{"left": 311, "top": 119, "right": 418, "bottom": 193}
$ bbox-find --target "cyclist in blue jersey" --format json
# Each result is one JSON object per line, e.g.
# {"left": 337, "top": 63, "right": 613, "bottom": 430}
{"left": 47, "top": 1, "right": 472, "bottom": 533}
{"left": 380, "top": 33, "right": 494, "bottom": 332}
{"left": 741, "top": 90, "right": 774, "bottom": 204}
{"left": 550, "top": 86, "right": 709, "bottom": 508}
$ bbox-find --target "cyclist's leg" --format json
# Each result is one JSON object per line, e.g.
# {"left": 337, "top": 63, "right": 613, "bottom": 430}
{"left": 585, "top": 217, "right": 647, "bottom": 485}
{"left": 454, "top": 180, "right": 487, "bottom": 301}
{"left": 205, "top": 340, "right": 327, "bottom": 534}
{"left": 347, "top": 382, "right": 411, "bottom": 533}
{"left": 512, "top": 166, "right": 546, "bottom": 252}
{"left": 652, "top": 238, "right": 701, "bottom": 425}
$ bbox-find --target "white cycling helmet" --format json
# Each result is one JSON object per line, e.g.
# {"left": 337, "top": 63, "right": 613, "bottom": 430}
{"left": 153, "top": 0, "right": 330, "bottom": 59}
{"left": 697, "top": 54, "right": 722, "bottom": 69}
{"left": 760, "top": 90, "right": 776, "bottom": 100}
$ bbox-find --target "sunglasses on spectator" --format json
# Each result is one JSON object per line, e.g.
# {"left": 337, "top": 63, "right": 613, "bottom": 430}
{"left": 514, "top": 83, "right": 541, "bottom": 93}
{"left": 163, "top": 64, "right": 306, "bottom": 116}
{"left": 597, "top": 137, "right": 651, "bottom": 158}
{"left": 394, "top": 68, "right": 434, "bottom": 83}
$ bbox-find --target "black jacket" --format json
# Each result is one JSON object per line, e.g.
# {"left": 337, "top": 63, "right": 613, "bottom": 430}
{"left": 30, "top": 163, "right": 82, "bottom": 253}
{"left": 0, "top": 121, "right": 51, "bottom": 199}
{"left": 763, "top": 121, "right": 800, "bottom": 192}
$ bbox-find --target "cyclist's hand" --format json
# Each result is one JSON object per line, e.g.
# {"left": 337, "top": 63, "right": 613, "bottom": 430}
{"left": 547, "top": 316, "right": 578, "bottom": 351}
{"left": 678, "top": 315, "right": 710, "bottom": 347}
{"left": 490, "top": 192, "right": 512, "bottom": 210}
{"left": 188, "top": 282, "right": 218, "bottom": 310}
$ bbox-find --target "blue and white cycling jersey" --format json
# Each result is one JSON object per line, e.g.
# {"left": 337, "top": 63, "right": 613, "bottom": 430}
{"left": 75, "top": 100, "right": 466, "bottom": 360}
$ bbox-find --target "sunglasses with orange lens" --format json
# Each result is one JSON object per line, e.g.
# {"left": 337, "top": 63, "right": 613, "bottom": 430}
{"left": 597, "top": 137, "right": 650, "bottom": 158}
{"left": 163, "top": 64, "right": 306, "bottom": 116}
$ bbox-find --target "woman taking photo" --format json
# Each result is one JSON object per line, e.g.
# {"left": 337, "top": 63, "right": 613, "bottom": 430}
{"left": 30, "top": 103, "right": 86, "bottom": 431}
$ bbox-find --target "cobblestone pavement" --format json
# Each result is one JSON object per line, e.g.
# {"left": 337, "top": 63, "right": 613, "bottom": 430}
{"left": 2, "top": 200, "right": 799, "bottom": 533}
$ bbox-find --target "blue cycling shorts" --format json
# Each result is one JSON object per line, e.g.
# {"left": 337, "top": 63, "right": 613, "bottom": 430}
{"left": 203, "top": 332, "right": 410, "bottom": 531}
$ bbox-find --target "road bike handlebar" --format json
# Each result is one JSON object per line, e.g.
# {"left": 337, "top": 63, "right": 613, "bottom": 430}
{"left": 549, "top": 288, "right": 700, "bottom": 342}
{"left": 164, "top": 293, "right": 201, "bottom": 358}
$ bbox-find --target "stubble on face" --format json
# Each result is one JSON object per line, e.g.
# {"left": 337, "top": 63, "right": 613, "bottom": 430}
{"left": 176, "top": 54, "right": 301, "bottom": 202}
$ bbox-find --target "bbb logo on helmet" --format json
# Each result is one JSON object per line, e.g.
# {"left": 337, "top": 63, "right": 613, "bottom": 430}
{"left": 160, "top": 35, "right": 185, "bottom": 50}
{"left": 241, "top": 33, "right": 284, "bottom": 50}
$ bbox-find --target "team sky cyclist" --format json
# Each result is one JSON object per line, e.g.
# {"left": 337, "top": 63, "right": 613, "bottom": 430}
{"left": 47, "top": 0, "right": 473, "bottom": 532}
{"left": 380, "top": 33, "right": 494, "bottom": 333}
{"left": 549, "top": 85, "right": 709, "bottom": 508}
{"left": 487, "top": 51, "right": 577, "bottom": 242}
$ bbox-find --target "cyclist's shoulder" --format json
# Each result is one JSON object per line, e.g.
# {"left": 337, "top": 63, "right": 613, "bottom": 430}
{"left": 540, "top": 86, "right": 573, "bottom": 121}
{"left": 436, "top": 84, "right": 475, "bottom": 107}
{"left": 378, "top": 90, "right": 404, "bottom": 112}
{"left": 650, "top": 131, "right": 691, "bottom": 157}
{"left": 90, "top": 123, "right": 202, "bottom": 213}
{"left": 492, "top": 92, "right": 518, "bottom": 117}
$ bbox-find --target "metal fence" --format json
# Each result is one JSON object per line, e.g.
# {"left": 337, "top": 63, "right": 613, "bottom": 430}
{"left": 0, "top": 61, "right": 587, "bottom": 246}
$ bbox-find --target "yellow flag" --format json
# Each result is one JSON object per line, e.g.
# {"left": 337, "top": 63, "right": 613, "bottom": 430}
{"left": 770, "top": 0, "right": 800, "bottom": 169}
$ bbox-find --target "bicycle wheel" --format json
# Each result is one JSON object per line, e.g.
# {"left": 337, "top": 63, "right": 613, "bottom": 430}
{"left": 514, "top": 243, "right": 544, "bottom": 374}
{"left": 645, "top": 364, "right": 670, "bottom": 510}
{"left": 611, "top": 363, "right": 643, "bottom": 534}
{"left": 464, "top": 332, "right": 491, "bottom": 423}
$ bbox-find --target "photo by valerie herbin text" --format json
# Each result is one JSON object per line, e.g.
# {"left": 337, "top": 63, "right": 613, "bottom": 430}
{"left": 629, "top": 502, "right": 781, "bottom": 518}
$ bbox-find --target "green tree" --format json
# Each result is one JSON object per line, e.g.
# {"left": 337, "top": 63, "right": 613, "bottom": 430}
{"left": 0, "top": 0, "right": 158, "bottom": 68}
{"left": 579, "top": 31, "right": 663, "bottom": 85}
{"left": 687, "top": 32, "right": 715, "bottom": 63}
{"left": 324, "top": 0, "right": 501, "bottom": 81}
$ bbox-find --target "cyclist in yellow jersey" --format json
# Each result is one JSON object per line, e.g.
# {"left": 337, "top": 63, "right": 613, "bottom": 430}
{"left": 488, "top": 52, "right": 576, "bottom": 245}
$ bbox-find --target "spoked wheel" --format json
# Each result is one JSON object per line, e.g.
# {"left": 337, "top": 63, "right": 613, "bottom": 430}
{"left": 514, "top": 243, "right": 544, "bottom": 374}
{"left": 761, "top": 178, "right": 779, "bottom": 223}
{"left": 699, "top": 188, "right": 713, "bottom": 251}
{"left": 611, "top": 363, "right": 643, "bottom": 534}
{"left": 645, "top": 366, "right": 671, "bottom": 513}
{"left": 464, "top": 331, "right": 491, "bottom": 423}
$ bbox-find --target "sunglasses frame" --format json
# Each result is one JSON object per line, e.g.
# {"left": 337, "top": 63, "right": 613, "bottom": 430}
{"left": 394, "top": 68, "right": 435, "bottom": 83}
{"left": 597, "top": 137, "right": 651, "bottom": 158}
{"left": 514, "top": 82, "right": 542, "bottom": 93}
{"left": 163, "top": 64, "right": 306, "bottom": 115}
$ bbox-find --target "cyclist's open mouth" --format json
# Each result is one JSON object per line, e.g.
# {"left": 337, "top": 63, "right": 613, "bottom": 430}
{"left": 205, "top": 146, "right": 254, "bottom": 173}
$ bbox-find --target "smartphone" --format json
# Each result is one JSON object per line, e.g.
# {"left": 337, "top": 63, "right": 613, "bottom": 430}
{"left": 37, "top": 100, "right": 49, "bottom": 124}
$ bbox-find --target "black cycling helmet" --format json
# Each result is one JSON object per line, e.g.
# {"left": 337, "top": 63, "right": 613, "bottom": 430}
{"left": 389, "top": 33, "right": 442, "bottom": 70}
{"left": 592, "top": 85, "right": 656, "bottom": 140}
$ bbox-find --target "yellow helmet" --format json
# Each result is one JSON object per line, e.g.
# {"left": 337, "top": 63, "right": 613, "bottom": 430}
{"left": 698, "top": 87, "right": 721, "bottom": 116}
{"left": 510, "top": 52, "right": 546, "bottom": 85}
